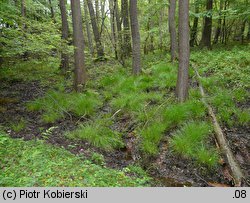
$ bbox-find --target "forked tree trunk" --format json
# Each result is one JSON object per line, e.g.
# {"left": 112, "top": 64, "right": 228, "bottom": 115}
{"left": 59, "top": 0, "right": 69, "bottom": 73}
{"left": 129, "top": 0, "right": 141, "bottom": 75}
{"left": 87, "top": 0, "right": 105, "bottom": 58}
{"left": 200, "top": 0, "right": 213, "bottom": 49}
{"left": 168, "top": 0, "right": 177, "bottom": 62}
{"left": 176, "top": 0, "right": 190, "bottom": 102}
{"left": 70, "top": 0, "right": 87, "bottom": 92}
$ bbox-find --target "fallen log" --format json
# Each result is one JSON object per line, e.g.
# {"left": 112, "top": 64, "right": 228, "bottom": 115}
{"left": 192, "top": 64, "right": 244, "bottom": 186}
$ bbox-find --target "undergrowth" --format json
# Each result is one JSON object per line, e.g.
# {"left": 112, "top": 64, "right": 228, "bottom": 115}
{"left": 0, "top": 131, "right": 151, "bottom": 186}
{"left": 65, "top": 117, "right": 124, "bottom": 151}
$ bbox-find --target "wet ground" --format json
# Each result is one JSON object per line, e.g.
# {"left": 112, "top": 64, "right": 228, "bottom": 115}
{"left": 0, "top": 78, "right": 249, "bottom": 187}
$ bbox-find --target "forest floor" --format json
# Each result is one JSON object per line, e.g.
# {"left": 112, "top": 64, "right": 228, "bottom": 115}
{"left": 0, "top": 45, "right": 249, "bottom": 187}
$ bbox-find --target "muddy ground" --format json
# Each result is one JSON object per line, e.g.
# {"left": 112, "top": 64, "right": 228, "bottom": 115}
{"left": 0, "top": 78, "right": 249, "bottom": 187}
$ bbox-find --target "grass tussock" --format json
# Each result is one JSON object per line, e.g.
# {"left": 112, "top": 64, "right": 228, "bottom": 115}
{"left": 27, "top": 90, "right": 102, "bottom": 123}
{"left": 170, "top": 121, "right": 219, "bottom": 167}
{"left": 65, "top": 118, "right": 124, "bottom": 151}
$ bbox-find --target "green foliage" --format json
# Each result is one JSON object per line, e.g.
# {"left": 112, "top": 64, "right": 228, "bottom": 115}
{"left": 140, "top": 123, "right": 166, "bottom": 155}
{"left": 0, "top": 131, "right": 150, "bottom": 186}
{"left": 10, "top": 118, "right": 26, "bottom": 132}
{"left": 27, "top": 90, "right": 102, "bottom": 123}
{"left": 170, "top": 122, "right": 218, "bottom": 167}
{"left": 163, "top": 99, "right": 206, "bottom": 130}
{"left": 65, "top": 118, "right": 124, "bottom": 151}
{"left": 0, "top": 58, "right": 61, "bottom": 83}
{"left": 90, "top": 152, "right": 105, "bottom": 166}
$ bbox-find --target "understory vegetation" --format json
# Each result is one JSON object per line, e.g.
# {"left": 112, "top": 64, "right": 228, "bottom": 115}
{"left": 1, "top": 46, "right": 249, "bottom": 187}
{"left": 1, "top": 0, "right": 249, "bottom": 187}
{"left": 0, "top": 130, "right": 151, "bottom": 186}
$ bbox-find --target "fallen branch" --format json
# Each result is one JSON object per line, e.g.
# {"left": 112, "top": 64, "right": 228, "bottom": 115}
{"left": 192, "top": 64, "right": 244, "bottom": 186}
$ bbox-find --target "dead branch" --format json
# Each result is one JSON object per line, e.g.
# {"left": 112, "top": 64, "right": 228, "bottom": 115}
{"left": 192, "top": 64, "right": 244, "bottom": 186}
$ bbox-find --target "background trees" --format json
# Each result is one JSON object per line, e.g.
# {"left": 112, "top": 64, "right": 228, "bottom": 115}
{"left": 0, "top": 0, "right": 250, "bottom": 94}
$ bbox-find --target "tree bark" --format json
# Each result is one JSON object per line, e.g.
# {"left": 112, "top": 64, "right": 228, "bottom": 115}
{"left": 121, "top": 0, "right": 131, "bottom": 57}
{"left": 70, "top": 0, "right": 87, "bottom": 92}
{"left": 59, "top": 0, "right": 70, "bottom": 73}
{"left": 83, "top": 0, "right": 94, "bottom": 56}
{"left": 248, "top": 20, "right": 250, "bottom": 41}
{"left": 129, "top": 0, "right": 141, "bottom": 75}
{"left": 190, "top": 1, "right": 199, "bottom": 47}
{"left": 213, "top": 0, "right": 223, "bottom": 44}
{"left": 200, "top": 0, "right": 213, "bottom": 49}
{"left": 240, "top": 20, "right": 247, "bottom": 44}
{"left": 95, "top": 0, "right": 100, "bottom": 31}
{"left": 114, "top": 0, "right": 123, "bottom": 62}
{"left": 87, "top": 0, "right": 105, "bottom": 58}
{"left": 109, "top": 0, "right": 118, "bottom": 59}
{"left": 159, "top": 8, "right": 164, "bottom": 50}
{"left": 168, "top": 0, "right": 177, "bottom": 62}
{"left": 176, "top": 0, "right": 190, "bottom": 102}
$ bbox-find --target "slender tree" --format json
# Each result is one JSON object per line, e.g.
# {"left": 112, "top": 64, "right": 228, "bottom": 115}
{"left": 95, "top": 0, "right": 100, "bottom": 30}
{"left": 59, "top": 0, "right": 70, "bottom": 73}
{"left": 200, "top": 0, "right": 213, "bottom": 49}
{"left": 109, "top": 0, "right": 118, "bottom": 59}
{"left": 190, "top": 1, "right": 199, "bottom": 47}
{"left": 213, "top": 0, "right": 223, "bottom": 44}
{"left": 70, "top": 0, "right": 87, "bottom": 91}
{"left": 87, "top": 0, "right": 105, "bottom": 58}
{"left": 121, "top": 0, "right": 131, "bottom": 57}
{"left": 114, "top": 0, "right": 123, "bottom": 62}
{"left": 169, "top": 0, "right": 177, "bottom": 62}
{"left": 83, "top": 0, "right": 94, "bottom": 56}
{"left": 129, "top": 0, "right": 141, "bottom": 75}
{"left": 176, "top": 0, "right": 190, "bottom": 102}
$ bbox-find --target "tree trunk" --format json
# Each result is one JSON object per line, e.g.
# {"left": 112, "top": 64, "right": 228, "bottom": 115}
{"left": 200, "top": 0, "right": 213, "bottom": 49}
{"left": 83, "top": 0, "right": 94, "bottom": 56}
{"left": 159, "top": 8, "right": 164, "bottom": 50}
{"left": 95, "top": 0, "right": 100, "bottom": 31}
{"left": 176, "top": 0, "right": 190, "bottom": 102}
{"left": 168, "top": 0, "right": 177, "bottom": 62}
{"left": 59, "top": 0, "right": 70, "bottom": 73}
{"left": 109, "top": 0, "right": 118, "bottom": 59}
{"left": 240, "top": 20, "right": 247, "bottom": 44}
{"left": 248, "top": 20, "right": 250, "bottom": 41}
{"left": 87, "top": 0, "right": 105, "bottom": 58}
{"left": 129, "top": 0, "right": 141, "bottom": 75}
{"left": 121, "top": 0, "right": 131, "bottom": 58}
{"left": 48, "top": 0, "right": 56, "bottom": 23}
{"left": 213, "top": 0, "right": 223, "bottom": 44}
{"left": 70, "top": 0, "right": 87, "bottom": 92}
{"left": 114, "top": 0, "right": 123, "bottom": 63}
{"left": 190, "top": 1, "right": 199, "bottom": 47}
